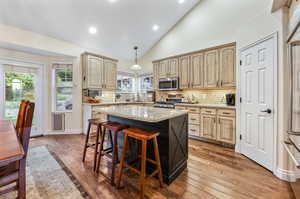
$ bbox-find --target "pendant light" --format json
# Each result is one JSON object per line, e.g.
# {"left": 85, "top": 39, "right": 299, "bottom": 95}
{"left": 131, "top": 46, "right": 142, "bottom": 71}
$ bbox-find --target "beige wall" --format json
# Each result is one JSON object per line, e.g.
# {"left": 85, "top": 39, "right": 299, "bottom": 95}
{"left": 140, "top": 0, "right": 293, "bottom": 179}
{"left": 0, "top": 24, "right": 133, "bottom": 134}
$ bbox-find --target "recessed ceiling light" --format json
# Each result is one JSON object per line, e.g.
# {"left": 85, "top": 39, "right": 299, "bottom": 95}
{"left": 153, "top": 25, "right": 159, "bottom": 31}
{"left": 178, "top": 0, "right": 185, "bottom": 4}
{"left": 89, "top": 26, "right": 97, "bottom": 34}
{"left": 108, "top": 0, "right": 117, "bottom": 3}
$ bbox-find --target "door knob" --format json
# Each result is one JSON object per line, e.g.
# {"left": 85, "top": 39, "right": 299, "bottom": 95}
{"left": 261, "top": 109, "right": 272, "bottom": 114}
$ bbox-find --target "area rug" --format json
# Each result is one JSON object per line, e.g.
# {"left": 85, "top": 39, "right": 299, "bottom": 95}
{"left": 0, "top": 146, "right": 90, "bottom": 199}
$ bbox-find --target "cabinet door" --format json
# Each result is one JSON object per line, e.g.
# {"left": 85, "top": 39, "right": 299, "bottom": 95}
{"left": 159, "top": 60, "right": 169, "bottom": 78}
{"left": 168, "top": 58, "right": 179, "bottom": 77}
{"left": 179, "top": 56, "right": 190, "bottom": 89}
{"left": 190, "top": 53, "right": 204, "bottom": 88}
{"left": 86, "top": 55, "right": 103, "bottom": 89}
{"left": 153, "top": 62, "right": 160, "bottom": 90}
{"left": 103, "top": 59, "right": 117, "bottom": 89}
{"left": 217, "top": 116, "right": 236, "bottom": 144}
{"left": 204, "top": 50, "right": 219, "bottom": 88}
{"left": 219, "top": 46, "right": 236, "bottom": 88}
{"left": 201, "top": 114, "right": 217, "bottom": 140}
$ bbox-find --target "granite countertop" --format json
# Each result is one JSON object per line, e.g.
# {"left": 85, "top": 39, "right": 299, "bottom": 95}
{"left": 175, "top": 103, "right": 236, "bottom": 109}
{"left": 94, "top": 105, "right": 188, "bottom": 123}
{"left": 83, "top": 102, "right": 154, "bottom": 106}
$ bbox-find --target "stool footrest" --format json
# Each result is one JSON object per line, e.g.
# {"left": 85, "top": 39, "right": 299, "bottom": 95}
{"left": 137, "top": 155, "right": 157, "bottom": 165}
{"left": 123, "top": 163, "right": 141, "bottom": 174}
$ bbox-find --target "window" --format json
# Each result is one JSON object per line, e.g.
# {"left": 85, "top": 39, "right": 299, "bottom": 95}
{"left": 139, "top": 75, "right": 153, "bottom": 92}
{"left": 54, "top": 67, "right": 73, "bottom": 112}
{"left": 117, "top": 74, "right": 136, "bottom": 93}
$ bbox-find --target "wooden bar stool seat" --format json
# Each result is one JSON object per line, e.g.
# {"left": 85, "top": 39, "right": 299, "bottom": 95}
{"left": 96, "top": 122, "right": 128, "bottom": 185}
{"left": 117, "top": 127, "right": 163, "bottom": 199}
{"left": 82, "top": 119, "right": 108, "bottom": 172}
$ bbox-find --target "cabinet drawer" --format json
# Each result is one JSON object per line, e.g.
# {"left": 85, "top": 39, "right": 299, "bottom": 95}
{"left": 201, "top": 108, "right": 217, "bottom": 115}
{"left": 217, "top": 109, "right": 235, "bottom": 117}
{"left": 189, "top": 113, "right": 200, "bottom": 124}
{"left": 189, "top": 124, "right": 200, "bottom": 137}
{"left": 175, "top": 106, "right": 186, "bottom": 111}
{"left": 187, "top": 107, "right": 200, "bottom": 113}
{"left": 92, "top": 112, "right": 102, "bottom": 119}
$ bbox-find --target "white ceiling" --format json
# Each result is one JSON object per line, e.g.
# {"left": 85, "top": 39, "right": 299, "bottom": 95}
{"left": 0, "top": 0, "right": 200, "bottom": 60}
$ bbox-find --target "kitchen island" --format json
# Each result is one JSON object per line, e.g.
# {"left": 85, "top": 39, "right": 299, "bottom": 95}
{"left": 94, "top": 105, "right": 188, "bottom": 184}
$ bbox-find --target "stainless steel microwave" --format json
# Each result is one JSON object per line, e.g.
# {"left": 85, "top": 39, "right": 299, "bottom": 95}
{"left": 159, "top": 77, "right": 179, "bottom": 91}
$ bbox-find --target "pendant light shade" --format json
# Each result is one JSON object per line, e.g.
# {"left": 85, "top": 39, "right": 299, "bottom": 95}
{"left": 131, "top": 46, "right": 142, "bottom": 71}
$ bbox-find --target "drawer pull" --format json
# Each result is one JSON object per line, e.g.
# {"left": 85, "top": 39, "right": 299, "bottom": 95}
{"left": 206, "top": 111, "right": 212, "bottom": 113}
{"left": 190, "top": 129, "right": 196, "bottom": 132}
{"left": 222, "top": 112, "right": 230, "bottom": 115}
{"left": 190, "top": 119, "right": 196, "bottom": 121}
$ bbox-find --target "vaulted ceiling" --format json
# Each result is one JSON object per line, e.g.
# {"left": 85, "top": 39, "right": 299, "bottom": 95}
{"left": 0, "top": 0, "right": 200, "bottom": 60}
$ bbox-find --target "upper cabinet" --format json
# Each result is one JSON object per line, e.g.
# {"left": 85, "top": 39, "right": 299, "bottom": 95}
{"left": 154, "top": 58, "right": 179, "bottom": 80}
{"left": 152, "top": 43, "right": 236, "bottom": 90}
{"left": 204, "top": 50, "right": 219, "bottom": 88}
{"left": 190, "top": 53, "right": 204, "bottom": 88}
{"left": 219, "top": 46, "right": 236, "bottom": 88}
{"left": 179, "top": 56, "right": 190, "bottom": 89}
{"left": 168, "top": 58, "right": 179, "bottom": 77}
{"left": 82, "top": 52, "right": 118, "bottom": 90}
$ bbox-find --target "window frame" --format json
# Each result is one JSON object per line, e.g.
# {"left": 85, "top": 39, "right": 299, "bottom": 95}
{"left": 52, "top": 64, "right": 73, "bottom": 113}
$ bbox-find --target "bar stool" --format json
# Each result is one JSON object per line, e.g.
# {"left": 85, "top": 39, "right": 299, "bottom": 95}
{"left": 82, "top": 119, "right": 109, "bottom": 171}
{"left": 117, "top": 127, "right": 163, "bottom": 199}
{"left": 96, "top": 122, "right": 127, "bottom": 185}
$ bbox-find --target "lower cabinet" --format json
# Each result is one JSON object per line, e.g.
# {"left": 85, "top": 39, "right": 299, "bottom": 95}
{"left": 175, "top": 105, "right": 236, "bottom": 145}
{"left": 200, "top": 114, "right": 217, "bottom": 140}
{"left": 217, "top": 116, "right": 236, "bottom": 144}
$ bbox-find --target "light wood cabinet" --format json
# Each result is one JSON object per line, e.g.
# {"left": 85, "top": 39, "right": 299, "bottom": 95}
{"left": 83, "top": 55, "right": 104, "bottom": 89}
{"left": 190, "top": 53, "right": 204, "bottom": 88}
{"left": 103, "top": 59, "right": 117, "bottom": 89}
{"left": 154, "top": 59, "right": 179, "bottom": 80}
{"left": 152, "top": 43, "right": 236, "bottom": 90}
{"left": 201, "top": 114, "right": 217, "bottom": 140}
{"left": 159, "top": 60, "right": 169, "bottom": 78}
{"left": 168, "top": 58, "right": 179, "bottom": 77}
{"left": 189, "top": 124, "right": 200, "bottom": 137}
{"left": 217, "top": 116, "right": 236, "bottom": 144}
{"left": 219, "top": 46, "right": 236, "bottom": 88}
{"left": 204, "top": 50, "right": 219, "bottom": 88}
{"left": 153, "top": 62, "right": 160, "bottom": 90}
{"left": 179, "top": 56, "right": 190, "bottom": 89}
{"left": 82, "top": 52, "right": 118, "bottom": 90}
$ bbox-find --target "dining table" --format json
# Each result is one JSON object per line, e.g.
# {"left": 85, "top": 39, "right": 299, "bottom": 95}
{"left": 0, "top": 120, "right": 24, "bottom": 167}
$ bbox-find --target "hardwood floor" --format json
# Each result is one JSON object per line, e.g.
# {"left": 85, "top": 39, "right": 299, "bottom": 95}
{"left": 30, "top": 135, "right": 294, "bottom": 199}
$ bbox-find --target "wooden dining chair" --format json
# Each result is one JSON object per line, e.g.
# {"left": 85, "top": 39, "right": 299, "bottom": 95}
{"left": 0, "top": 101, "right": 35, "bottom": 199}
{"left": 15, "top": 100, "right": 30, "bottom": 137}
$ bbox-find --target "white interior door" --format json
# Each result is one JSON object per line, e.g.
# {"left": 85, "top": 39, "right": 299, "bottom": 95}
{"left": 240, "top": 36, "right": 275, "bottom": 171}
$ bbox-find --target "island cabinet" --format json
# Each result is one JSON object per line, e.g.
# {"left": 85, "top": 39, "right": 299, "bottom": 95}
{"left": 152, "top": 42, "right": 236, "bottom": 90}
{"left": 94, "top": 105, "right": 188, "bottom": 185}
{"left": 82, "top": 52, "right": 118, "bottom": 90}
{"left": 175, "top": 105, "right": 236, "bottom": 146}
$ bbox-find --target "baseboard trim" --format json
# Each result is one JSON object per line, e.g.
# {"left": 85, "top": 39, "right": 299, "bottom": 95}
{"left": 45, "top": 129, "right": 83, "bottom": 135}
{"left": 275, "top": 167, "right": 300, "bottom": 182}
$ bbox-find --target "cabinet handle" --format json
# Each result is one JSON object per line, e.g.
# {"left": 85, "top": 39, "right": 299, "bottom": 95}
{"left": 220, "top": 80, "right": 223, "bottom": 87}
{"left": 191, "top": 118, "right": 196, "bottom": 121}
{"left": 222, "top": 112, "right": 230, "bottom": 115}
{"left": 190, "top": 129, "right": 196, "bottom": 132}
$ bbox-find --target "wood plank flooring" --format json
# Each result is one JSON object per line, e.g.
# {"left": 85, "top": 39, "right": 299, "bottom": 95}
{"left": 30, "top": 135, "right": 294, "bottom": 199}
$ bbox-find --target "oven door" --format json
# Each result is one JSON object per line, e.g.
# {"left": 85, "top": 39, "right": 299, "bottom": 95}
{"left": 159, "top": 78, "right": 178, "bottom": 90}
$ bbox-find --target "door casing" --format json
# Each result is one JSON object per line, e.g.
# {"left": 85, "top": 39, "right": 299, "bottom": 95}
{"left": 0, "top": 58, "right": 45, "bottom": 136}
{"left": 236, "top": 32, "right": 278, "bottom": 173}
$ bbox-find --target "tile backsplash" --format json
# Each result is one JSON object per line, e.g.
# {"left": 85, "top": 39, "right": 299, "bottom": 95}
{"left": 156, "top": 89, "right": 235, "bottom": 104}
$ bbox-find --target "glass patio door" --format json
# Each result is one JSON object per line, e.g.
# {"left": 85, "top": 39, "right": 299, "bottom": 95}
{"left": 3, "top": 64, "right": 41, "bottom": 136}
